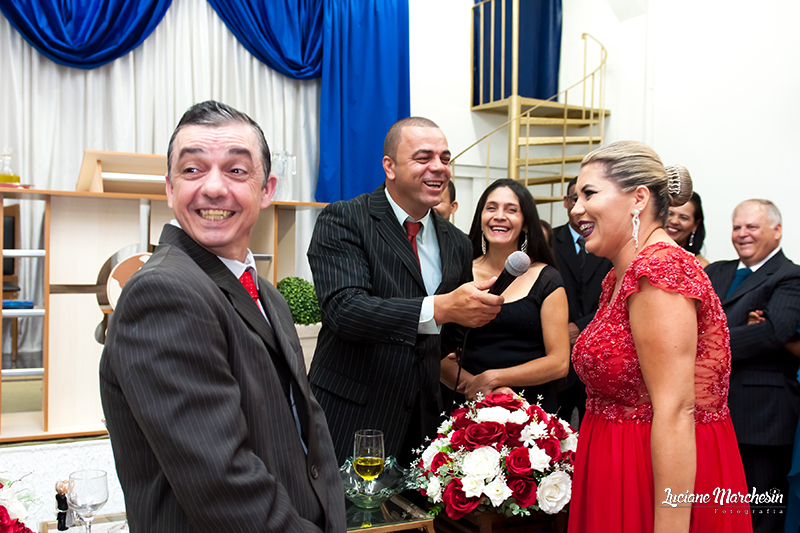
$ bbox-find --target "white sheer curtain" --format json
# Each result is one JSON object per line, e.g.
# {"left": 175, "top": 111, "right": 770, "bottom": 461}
{"left": 0, "top": 0, "right": 321, "bottom": 359}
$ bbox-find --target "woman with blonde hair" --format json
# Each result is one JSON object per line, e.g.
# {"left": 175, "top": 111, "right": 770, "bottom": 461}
{"left": 568, "top": 141, "right": 750, "bottom": 532}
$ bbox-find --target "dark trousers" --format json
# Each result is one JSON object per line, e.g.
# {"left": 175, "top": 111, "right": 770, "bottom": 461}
{"left": 738, "top": 443, "right": 792, "bottom": 533}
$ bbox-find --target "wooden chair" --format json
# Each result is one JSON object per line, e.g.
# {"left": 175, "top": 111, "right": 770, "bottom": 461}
{"left": 3, "top": 204, "right": 20, "bottom": 365}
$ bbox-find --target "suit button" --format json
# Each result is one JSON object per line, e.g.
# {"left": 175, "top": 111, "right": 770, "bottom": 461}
{"left": 310, "top": 464, "right": 319, "bottom": 479}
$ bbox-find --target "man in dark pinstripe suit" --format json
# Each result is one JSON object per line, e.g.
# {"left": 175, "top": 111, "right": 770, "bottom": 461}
{"left": 307, "top": 117, "right": 503, "bottom": 466}
{"left": 100, "top": 102, "right": 345, "bottom": 532}
{"left": 706, "top": 199, "right": 800, "bottom": 533}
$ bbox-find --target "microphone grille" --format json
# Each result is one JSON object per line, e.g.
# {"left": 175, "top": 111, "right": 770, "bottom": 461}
{"left": 505, "top": 251, "right": 531, "bottom": 277}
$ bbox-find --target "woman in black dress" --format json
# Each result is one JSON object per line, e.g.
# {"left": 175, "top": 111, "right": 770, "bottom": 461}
{"left": 440, "top": 179, "right": 570, "bottom": 412}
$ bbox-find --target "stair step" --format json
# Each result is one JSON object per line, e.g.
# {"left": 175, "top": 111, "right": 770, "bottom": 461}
{"left": 516, "top": 175, "right": 577, "bottom": 186}
{"left": 517, "top": 155, "right": 585, "bottom": 167}
{"left": 519, "top": 136, "right": 601, "bottom": 146}
{"left": 520, "top": 117, "right": 599, "bottom": 128}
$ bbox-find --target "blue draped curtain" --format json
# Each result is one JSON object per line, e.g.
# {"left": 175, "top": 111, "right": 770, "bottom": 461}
{"left": 0, "top": 0, "right": 171, "bottom": 69}
{"left": 206, "top": 0, "right": 323, "bottom": 80}
{"left": 316, "top": 0, "right": 410, "bottom": 203}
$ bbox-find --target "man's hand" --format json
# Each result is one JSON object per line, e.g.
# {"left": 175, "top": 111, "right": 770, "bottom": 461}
{"left": 747, "top": 310, "right": 765, "bottom": 325}
{"left": 434, "top": 278, "right": 503, "bottom": 328}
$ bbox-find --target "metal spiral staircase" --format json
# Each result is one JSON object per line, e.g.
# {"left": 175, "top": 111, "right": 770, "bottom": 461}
{"left": 452, "top": 0, "right": 610, "bottom": 206}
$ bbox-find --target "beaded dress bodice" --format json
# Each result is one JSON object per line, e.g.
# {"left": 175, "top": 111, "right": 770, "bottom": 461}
{"left": 572, "top": 242, "right": 731, "bottom": 424}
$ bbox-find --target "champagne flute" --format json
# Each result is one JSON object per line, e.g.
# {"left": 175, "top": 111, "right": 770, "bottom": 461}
{"left": 353, "top": 429, "right": 385, "bottom": 483}
{"left": 67, "top": 470, "right": 108, "bottom": 533}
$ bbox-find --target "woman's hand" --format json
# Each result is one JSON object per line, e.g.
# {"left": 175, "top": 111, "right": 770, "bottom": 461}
{"left": 461, "top": 369, "right": 499, "bottom": 400}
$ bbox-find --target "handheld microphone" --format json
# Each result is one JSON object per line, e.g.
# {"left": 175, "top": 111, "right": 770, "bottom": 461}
{"left": 488, "top": 251, "right": 531, "bottom": 295}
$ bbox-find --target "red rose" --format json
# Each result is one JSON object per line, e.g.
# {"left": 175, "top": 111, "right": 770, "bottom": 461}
{"left": 505, "top": 446, "right": 534, "bottom": 477}
{"left": 450, "top": 428, "right": 467, "bottom": 450}
{"left": 442, "top": 479, "right": 482, "bottom": 520}
{"left": 478, "top": 392, "right": 522, "bottom": 410}
{"left": 507, "top": 475, "right": 538, "bottom": 507}
{"left": 527, "top": 404, "right": 549, "bottom": 423}
{"left": 464, "top": 421, "right": 506, "bottom": 450}
{"left": 431, "top": 452, "right": 451, "bottom": 472}
{"left": 562, "top": 450, "right": 576, "bottom": 464}
{"left": 505, "top": 423, "right": 525, "bottom": 447}
{"left": 451, "top": 408, "right": 474, "bottom": 430}
{"left": 0, "top": 506, "right": 33, "bottom": 533}
{"left": 547, "top": 417, "right": 568, "bottom": 440}
{"left": 537, "top": 437, "right": 562, "bottom": 461}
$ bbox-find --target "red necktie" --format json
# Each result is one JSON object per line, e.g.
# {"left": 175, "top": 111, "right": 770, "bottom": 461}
{"left": 404, "top": 221, "right": 422, "bottom": 265}
{"left": 239, "top": 270, "right": 260, "bottom": 305}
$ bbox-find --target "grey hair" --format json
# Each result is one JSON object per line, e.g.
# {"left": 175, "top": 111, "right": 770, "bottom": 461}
{"left": 733, "top": 199, "right": 782, "bottom": 227}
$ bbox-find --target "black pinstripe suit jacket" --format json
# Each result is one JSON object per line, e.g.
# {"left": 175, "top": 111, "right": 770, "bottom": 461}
{"left": 307, "top": 185, "right": 473, "bottom": 464}
{"left": 100, "top": 225, "right": 346, "bottom": 533}
{"left": 706, "top": 249, "right": 800, "bottom": 446}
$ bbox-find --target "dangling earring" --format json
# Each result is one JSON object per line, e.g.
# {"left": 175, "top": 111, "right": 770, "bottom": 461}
{"left": 689, "top": 231, "right": 695, "bottom": 247}
{"left": 481, "top": 234, "right": 487, "bottom": 255}
{"left": 632, "top": 209, "right": 640, "bottom": 251}
{"left": 520, "top": 230, "right": 528, "bottom": 253}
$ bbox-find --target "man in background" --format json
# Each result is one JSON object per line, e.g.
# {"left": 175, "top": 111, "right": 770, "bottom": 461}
{"left": 100, "top": 101, "right": 345, "bottom": 532}
{"left": 553, "top": 177, "right": 611, "bottom": 427}
{"left": 433, "top": 180, "right": 459, "bottom": 221}
{"left": 706, "top": 199, "right": 800, "bottom": 533}
{"left": 308, "top": 117, "right": 502, "bottom": 465}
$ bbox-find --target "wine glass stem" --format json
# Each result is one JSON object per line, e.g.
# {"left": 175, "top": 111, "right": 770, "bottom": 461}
{"left": 86, "top": 518, "right": 93, "bottom": 533}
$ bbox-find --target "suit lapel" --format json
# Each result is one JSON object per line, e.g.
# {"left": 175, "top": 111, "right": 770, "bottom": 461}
{"left": 555, "top": 226, "right": 581, "bottom": 283}
{"left": 723, "top": 251, "right": 787, "bottom": 305}
{"left": 159, "top": 225, "right": 280, "bottom": 355}
{"left": 369, "top": 186, "right": 426, "bottom": 291}
{"left": 433, "top": 212, "right": 457, "bottom": 293}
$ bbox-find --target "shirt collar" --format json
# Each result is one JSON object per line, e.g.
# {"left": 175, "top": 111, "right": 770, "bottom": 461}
{"left": 170, "top": 219, "right": 259, "bottom": 287}
{"left": 384, "top": 187, "right": 433, "bottom": 242}
{"left": 567, "top": 224, "right": 582, "bottom": 244}
{"left": 738, "top": 246, "right": 781, "bottom": 273}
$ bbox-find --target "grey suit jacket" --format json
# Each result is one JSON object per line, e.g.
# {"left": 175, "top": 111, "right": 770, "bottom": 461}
{"left": 307, "top": 185, "right": 473, "bottom": 464}
{"left": 100, "top": 225, "right": 346, "bottom": 533}
{"left": 706, "top": 250, "right": 800, "bottom": 446}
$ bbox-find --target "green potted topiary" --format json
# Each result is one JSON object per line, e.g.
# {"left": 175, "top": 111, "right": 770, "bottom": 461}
{"left": 276, "top": 277, "right": 321, "bottom": 371}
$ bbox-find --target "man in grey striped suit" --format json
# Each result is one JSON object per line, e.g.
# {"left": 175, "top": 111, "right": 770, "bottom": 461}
{"left": 308, "top": 117, "right": 504, "bottom": 466}
{"left": 100, "top": 101, "right": 345, "bottom": 532}
{"left": 706, "top": 199, "right": 800, "bottom": 533}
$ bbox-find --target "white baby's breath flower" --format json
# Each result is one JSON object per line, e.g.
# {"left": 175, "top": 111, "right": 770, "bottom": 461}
{"left": 507, "top": 409, "right": 529, "bottom": 425}
{"left": 461, "top": 475, "right": 485, "bottom": 498}
{"left": 560, "top": 433, "right": 578, "bottom": 454}
{"left": 520, "top": 419, "right": 548, "bottom": 445}
{"left": 427, "top": 476, "right": 443, "bottom": 503}
{"left": 528, "top": 446, "right": 552, "bottom": 472}
{"left": 483, "top": 477, "right": 513, "bottom": 507}
{"left": 537, "top": 470, "right": 572, "bottom": 514}
{"left": 462, "top": 446, "right": 501, "bottom": 481}
{"left": 476, "top": 406, "right": 511, "bottom": 424}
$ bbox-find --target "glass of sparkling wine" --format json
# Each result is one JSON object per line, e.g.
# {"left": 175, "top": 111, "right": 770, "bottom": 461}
{"left": 353, "top": 429, "right": 385, "bottom": 487}
{"left": 67, "top": 470, "right": 108, "bottom": 533}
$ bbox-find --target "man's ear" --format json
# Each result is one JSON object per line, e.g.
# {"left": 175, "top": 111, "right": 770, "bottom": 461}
{"left": 261, "top": 174, "right": 278, "bottom": 209}
{"left": 383, "top": 155, "right": 395, "bottom": 181}
{"left": 451, "top": 201, "right": 459, "bottom": 215}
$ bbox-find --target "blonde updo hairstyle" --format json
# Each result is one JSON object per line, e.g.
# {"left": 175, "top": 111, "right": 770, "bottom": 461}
{"left": 581, "top": 140, "right": 693, "bottom": 224}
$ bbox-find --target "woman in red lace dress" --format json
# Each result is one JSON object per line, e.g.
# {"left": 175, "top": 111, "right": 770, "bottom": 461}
{"left": 567, "top": 141, "right": 751, "bottom": 533}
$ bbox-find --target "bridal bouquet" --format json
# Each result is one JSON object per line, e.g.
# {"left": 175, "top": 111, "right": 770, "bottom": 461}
{"left": 413, "top": 392, "right": 577, "bottom": 520}
{"left": 0, "top": 475, "right": 35, "bottom": 533}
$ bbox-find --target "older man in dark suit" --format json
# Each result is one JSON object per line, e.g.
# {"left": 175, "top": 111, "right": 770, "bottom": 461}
{"left": 706, "top": 199, "right": 800, "bottom": 533}
{"left": 553, "top": 178, "right": 612, "bottom": 427}
{"left": 308, "top": 117, "right": 503, "bottom": 466}
{"left": 100, "top": 101, "right": 345, "bottom": 533}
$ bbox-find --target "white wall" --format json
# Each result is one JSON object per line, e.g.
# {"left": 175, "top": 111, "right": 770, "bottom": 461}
{"left": 410, "top": 0, "right": 800, "bottom": 262}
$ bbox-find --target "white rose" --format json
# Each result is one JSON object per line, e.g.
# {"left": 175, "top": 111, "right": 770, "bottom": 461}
{"left": 537, "top": 471, "right": 572, "bottom": 514}
{"left": 483, "top": 477, "right": 513, "bottom": 507}
{"left": 560, "top": 433, "right": 578, "bottom": 454}
{"left": 427, "top": 476, "right": 443, "bottom": 503}
{"left": 476, "top": 406, "right": 510, "bottom": 424}
{"left": 507, "top": 409, "right": 529, "bottom": 425}
{"left": 0, "top": 486, "right": 28, "bottom": 522}
{"left": 520, "top": 420, "right": 548, "bottom": 445}
{"left": 461, "top": 475, "right": 485, "bottom": 498}
{"left": 420, "top": 437, "right": 447, "bottom": 469}
{"left": 528, "top": 446, "right": 552, "bottom": 472}
{"left": 462, "top": 446, "right": 501, "bottom": 481}
{"left": 437, "top": 418, "right": 453, "bottom": 435}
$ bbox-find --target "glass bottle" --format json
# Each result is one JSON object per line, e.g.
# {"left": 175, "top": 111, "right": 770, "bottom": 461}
{"left": 0, "top": 147, "right": 20, "bottom": 183}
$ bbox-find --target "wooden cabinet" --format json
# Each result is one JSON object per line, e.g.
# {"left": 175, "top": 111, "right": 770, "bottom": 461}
{"left": 0, "top": 187, "right": 323, "bottom": 442}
